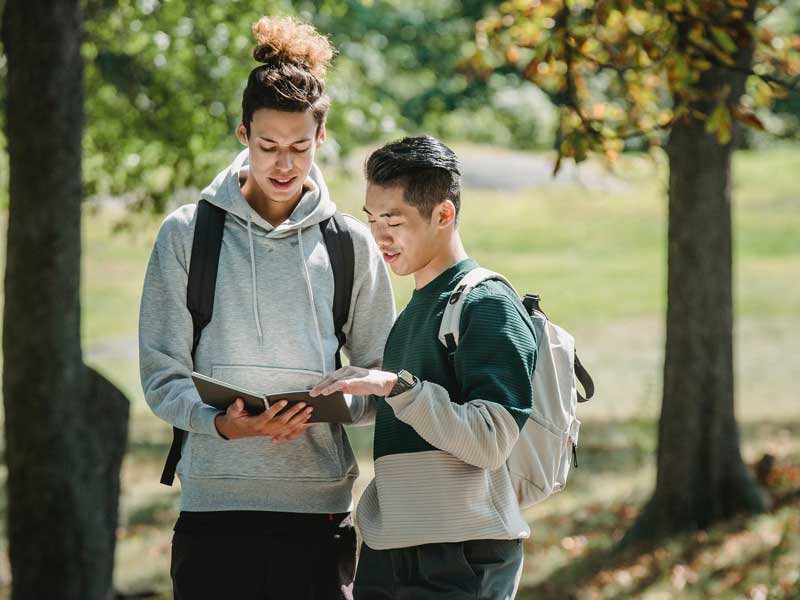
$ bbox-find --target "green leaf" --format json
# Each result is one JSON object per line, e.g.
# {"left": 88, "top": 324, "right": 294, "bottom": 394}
{"left": 706, "top": 102, "right": 732, "bottom": 145}
{"left": 710, "top": 26, "right": 737, "bottom": 54}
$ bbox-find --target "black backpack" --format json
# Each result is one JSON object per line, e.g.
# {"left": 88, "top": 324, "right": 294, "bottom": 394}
{"left": 160, "top": 199, "right": 355, "bottom": 486}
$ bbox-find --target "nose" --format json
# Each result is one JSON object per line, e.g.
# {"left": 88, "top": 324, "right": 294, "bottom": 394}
{"left": 370, "top": 221, "right": 392, "bottom": 247}
{"left": 275, "top": 150, "right": 293, "bottom": 172}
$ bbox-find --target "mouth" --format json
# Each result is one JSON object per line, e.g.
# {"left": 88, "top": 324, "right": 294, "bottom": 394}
{"left": 268, "top": 176, "right": 297, "bottom": 190}
{"left": 382, "top": 251, "right": 400, "bottom": 264}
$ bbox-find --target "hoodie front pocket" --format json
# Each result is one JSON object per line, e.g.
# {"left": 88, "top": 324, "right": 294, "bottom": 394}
{"left": 188, "top": 365, "right": 345, "bottom": 481}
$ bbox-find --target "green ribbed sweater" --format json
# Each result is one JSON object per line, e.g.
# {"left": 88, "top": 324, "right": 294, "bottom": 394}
{"left": 356, "top": 258, "right": 538, "bottom": 549}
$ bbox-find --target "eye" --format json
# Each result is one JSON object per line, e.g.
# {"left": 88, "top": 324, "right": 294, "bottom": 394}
{"left": 388, "top": 222, "right": 403, "bottom": 228}
{"left": 292, "top": 146, "right": 311, "bottom": 153}
{"left": 259, "top": 146, "right": 277, "bottom": 153}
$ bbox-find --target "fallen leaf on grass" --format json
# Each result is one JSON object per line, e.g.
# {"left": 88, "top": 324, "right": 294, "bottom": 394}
{"left": 747, "top": 583, "right": 768, "bottom": 600}
{"left": 671, "top": 564, "right": 698, "bottom": 590}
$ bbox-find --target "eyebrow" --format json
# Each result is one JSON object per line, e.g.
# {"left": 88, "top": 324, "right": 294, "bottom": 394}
{"left": 257, "top": 137, "right": 313, "bottom": 145}
{"left": 362, "top": 207, "right": 403, "bottom": 218}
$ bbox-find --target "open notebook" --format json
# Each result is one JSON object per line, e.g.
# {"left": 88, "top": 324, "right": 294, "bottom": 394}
{"left": 191, "top": 372, "right": 353, "bottom": 424}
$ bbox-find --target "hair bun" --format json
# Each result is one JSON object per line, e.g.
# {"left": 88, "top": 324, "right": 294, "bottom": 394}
{"left": 252, "top": 16, "right": 334, "bottom": 80}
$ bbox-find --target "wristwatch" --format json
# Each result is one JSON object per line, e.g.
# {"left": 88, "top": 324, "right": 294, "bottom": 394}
{"left": 388, "top": 369, "right": 418, "bottom": 397}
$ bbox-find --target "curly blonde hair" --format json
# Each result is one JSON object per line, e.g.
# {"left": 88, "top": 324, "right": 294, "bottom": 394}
{"left": 252, "top": 16, "right": 334, "bottom": 80}
{"left": 240, "top": 16, "right": 335, "bottom": 135}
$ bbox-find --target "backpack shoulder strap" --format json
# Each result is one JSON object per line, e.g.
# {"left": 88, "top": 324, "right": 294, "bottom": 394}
{"left": 160, "top": 199, "right": 226, "bottom": 487}
{"left": 186, "top": 199, "right": 227, "bottom": 354}
{"left": 526, "top": 293, "right": 595, "bottom": 404}
{"left": 438, "top": 267, "right": 516, "bottom": 361}
{"left": 574, "top": 352, "right": 595, "bottom": 402}
{"left": 319, "top": 212, "right": 355, "bottom": 369}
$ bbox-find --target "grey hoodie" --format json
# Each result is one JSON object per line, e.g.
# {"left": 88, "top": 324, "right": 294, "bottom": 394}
{"left": 139, "top": 149, "right": 395, "bottom": 513}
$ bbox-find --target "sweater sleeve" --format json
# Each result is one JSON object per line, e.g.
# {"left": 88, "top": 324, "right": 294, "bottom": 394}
{"left": 340, "top": 215, "right": 396, "bottom": 425}
{"left": 386, "top": 282, "right": 536, "bottom": 469}
{"left": 138, "top": 208, "right": 226, "bottom": 439}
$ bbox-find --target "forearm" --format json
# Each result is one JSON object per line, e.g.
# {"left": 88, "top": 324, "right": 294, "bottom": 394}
{"left": 141, "top": 363, "right": 224, "bottom": 438}
{"left": 385, "top": 380, "right": 520, "bottom": 470}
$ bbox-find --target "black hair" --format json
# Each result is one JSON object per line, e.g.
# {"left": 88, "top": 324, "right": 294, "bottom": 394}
{"left": 365, "top": 136, "right": 461, "bottom": 221}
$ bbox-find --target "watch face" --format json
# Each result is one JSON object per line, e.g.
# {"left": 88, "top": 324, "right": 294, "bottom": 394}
{"left": 389, "top": 370, "right": 416, "bottom": 397}
{"left": 397, "top": 370, "right": 414, "bottom": 386}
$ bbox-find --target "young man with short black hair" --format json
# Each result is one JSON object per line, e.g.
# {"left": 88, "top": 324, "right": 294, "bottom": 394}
{"left": 312, "top": 136, "right": 537, "bottom": 599}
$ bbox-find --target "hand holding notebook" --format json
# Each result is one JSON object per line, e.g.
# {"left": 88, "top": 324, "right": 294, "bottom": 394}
{"left": 191, "top": 372, "right": 354, "bottom": 424}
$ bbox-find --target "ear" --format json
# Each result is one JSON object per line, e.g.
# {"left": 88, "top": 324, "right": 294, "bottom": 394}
{"left": 436, "top": 200, "right": 457, "bottom": 228}
{"left": 236, "top": 122, "right": 249, "bottom": 146}
{"left": 316, "top": 123, "right": 327, "bottom": 146}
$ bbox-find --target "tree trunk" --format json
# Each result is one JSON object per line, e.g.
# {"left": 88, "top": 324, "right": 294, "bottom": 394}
{"left": 623, "top": 11, "right": 765, "bottom": 543}
{"left": 1, "top": 2, "right": 129, "bottom": 599}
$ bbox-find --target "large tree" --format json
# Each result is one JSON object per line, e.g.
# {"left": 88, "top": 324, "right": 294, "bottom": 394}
{"left": 2, "top": 1, "right": 129, "bottom": 598}
{"left": 476, "top": 0, "right": 799, "bottom": 540}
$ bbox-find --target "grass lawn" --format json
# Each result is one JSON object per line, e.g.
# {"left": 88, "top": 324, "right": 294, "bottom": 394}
{"left": 0, "top": 144, "right": 798, "bottom": 598}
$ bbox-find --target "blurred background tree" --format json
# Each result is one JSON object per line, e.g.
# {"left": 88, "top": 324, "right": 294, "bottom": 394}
{"left": 2, "top": 1, "right": 128, "bottom": 599}
{"left": 1, "top": 0, "right": 797, "bottom": 209}
{"left": 74, "top": 0, "right": 558, "bottom": 210}
{"left": 474, "top": 0, "right": 800, "bottom": 543}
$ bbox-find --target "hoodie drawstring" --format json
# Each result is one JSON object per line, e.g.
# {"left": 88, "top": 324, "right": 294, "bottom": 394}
{"left": 297, "top": 228, "right": 328, "bottom": 374}
{"left": 246, "top": 211, "right": 264, "bottom": 346}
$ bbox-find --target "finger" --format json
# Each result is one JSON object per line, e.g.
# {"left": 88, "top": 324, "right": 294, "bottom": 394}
{"left": 272, "top": 423, "right": 306, "bottom": 443}
{"left": 319, "top": 380, "right": 351, "bottom": 396}
{"left": 311, "top": 375, "right": 341, "bottom": 396}
{"left": 260, "top": 400, "right": 289, "bottom": 421}
{"left": 311, "top": 368, "right": 355, "bottom": 396}
{"left": 279, "top": 402, "right": 309, "bottom": 423}
{"left": 228, "top": 398, "right": 246, "bottom": 416}
{"left": 287, "top": 424, "right": 313, "bottom": 440}
{"left": 287, "top": 406, "right": 314, "bottom": 427}
{"left": 274, "top": 410, "right": 312, "bottom": 439}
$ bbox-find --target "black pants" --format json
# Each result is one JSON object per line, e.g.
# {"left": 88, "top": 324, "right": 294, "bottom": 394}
{"left": 170, "top": 511, "right": 356, "bottom": 600}
{"left": 354, "top": 538, "right": 523, "bottom": 600}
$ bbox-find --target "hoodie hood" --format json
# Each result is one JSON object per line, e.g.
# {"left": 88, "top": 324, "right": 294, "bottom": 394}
{"left": 198, "top": 148, "right": 337, "bottom": 353}
{"left": 200, "top": 148, "right": 337, "bottom": 238}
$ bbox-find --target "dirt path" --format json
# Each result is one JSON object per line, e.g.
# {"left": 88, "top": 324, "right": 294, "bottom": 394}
{"left": 456, "top": 147, "right": 630, "bottom": 192}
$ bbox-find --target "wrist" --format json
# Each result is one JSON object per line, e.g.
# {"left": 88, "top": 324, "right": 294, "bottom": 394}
{"left": 384, "top": 373, "right": 398, "bottom": 397}
{"left": 214, "top": 413, "right": 231, "bottom": 440}
{"left": 388, "top": 369, "right": 418, "bottom": 397}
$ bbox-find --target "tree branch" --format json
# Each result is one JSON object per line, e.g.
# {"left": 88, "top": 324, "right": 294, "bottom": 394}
{"left": 686, "top": 38, "right": 800, "bottom": 91}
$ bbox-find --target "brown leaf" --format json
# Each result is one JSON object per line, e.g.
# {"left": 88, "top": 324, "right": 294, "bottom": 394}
{"left": 732, "top": 107, "right": 766, "bottom": 131}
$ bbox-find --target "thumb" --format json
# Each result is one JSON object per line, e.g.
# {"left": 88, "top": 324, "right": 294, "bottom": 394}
{"left": 229, "top": 398, "right": 246, "bottom": 416}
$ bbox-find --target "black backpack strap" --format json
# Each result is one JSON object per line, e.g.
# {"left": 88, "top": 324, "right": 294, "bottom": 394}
{"left": 160, "top": 199, "right": 226, "bottom": 486}
{"left": 186, "top": 200, "right": 227, "bottom": 354}
{"left": 575, "top": 351, "right": 595, "bottom": 403}
{"left": 444, "top": 333, "right": 458, "bottom": 367}
{"left": 319, "top": 213, "right": 355, "bottom": 369}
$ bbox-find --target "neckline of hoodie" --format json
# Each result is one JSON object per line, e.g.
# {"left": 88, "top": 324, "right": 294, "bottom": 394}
{"left": 227, "top": 188, "right": 322, "bottom": 238}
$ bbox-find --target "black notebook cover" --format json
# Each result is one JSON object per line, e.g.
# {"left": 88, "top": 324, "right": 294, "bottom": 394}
{"left": 191, "top": 372, "right": 353, "bottom": 424}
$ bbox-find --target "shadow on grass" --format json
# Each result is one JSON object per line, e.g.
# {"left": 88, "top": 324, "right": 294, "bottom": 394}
{"left": 517, "top": 482, "right": 800, "bottom": 599}
{"left": 125, "top": 495, "right": 179, "bottom": 529}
